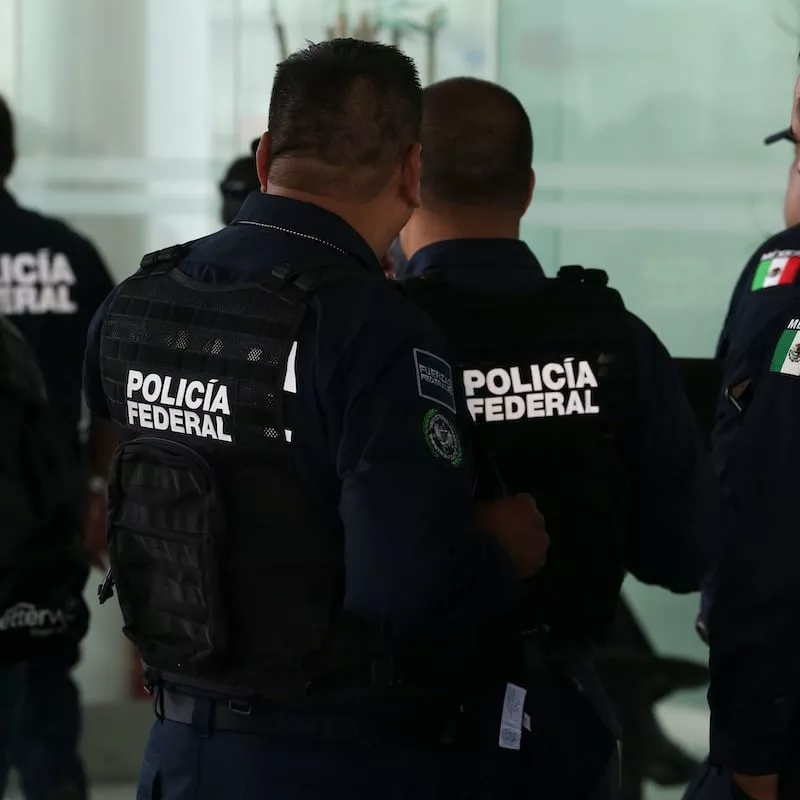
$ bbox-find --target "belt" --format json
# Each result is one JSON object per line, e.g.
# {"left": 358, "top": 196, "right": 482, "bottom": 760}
{"left": 160, "top": 689, "right": 361, "bottom": 740}
{"left": 158, "top": 689, "right": 458, "bottom": 746}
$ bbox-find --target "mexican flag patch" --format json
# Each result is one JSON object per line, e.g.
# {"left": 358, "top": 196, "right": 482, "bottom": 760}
{"left": 770, "top": 319, "right": 800, "bottom": 375}
{"left": 751, "top": 251, "right": 800, "bottom": 291}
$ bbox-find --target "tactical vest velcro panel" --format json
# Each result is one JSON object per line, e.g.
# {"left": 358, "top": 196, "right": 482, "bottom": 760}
{"left": 404, "top": 268, "right": 636, "bottom": 642}
{"left": 99, "top": 256, "right": 381, "bottom": 697}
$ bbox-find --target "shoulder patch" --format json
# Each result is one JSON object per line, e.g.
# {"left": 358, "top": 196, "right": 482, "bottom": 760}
{"left": 770, "top": 319, "right": 800, "bottom": 376}
{"left": 751, "top": 251, "right": 800, "bottom": 291}
{"left": 423, "top": 409, "right": 463, "bottom": 467}
{"left": 414, "top": 348, "right": 456, "bottom": 413}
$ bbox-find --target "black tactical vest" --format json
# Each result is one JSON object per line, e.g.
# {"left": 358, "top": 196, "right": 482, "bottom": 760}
{"left": 404, "top": 266, "right": 636, "bottom": 643}
{"left": 98, "top": 246, "right": 400, "bottom": 701}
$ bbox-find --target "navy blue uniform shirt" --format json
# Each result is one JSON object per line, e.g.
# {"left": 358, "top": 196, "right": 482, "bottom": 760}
{"left": 1, "top": 187, "right": 114, "bottom": 453}
{"left": 713, "top": 225, "right": 800, "bottom": 474}
{"left": 705, "top": 226, "right": 800, "bottom": 774}
{"left": 403, "top": 238, "right": 716, "bottom": 592}
{"left": 84, "top": 193, "right": 520, "bottom": 640}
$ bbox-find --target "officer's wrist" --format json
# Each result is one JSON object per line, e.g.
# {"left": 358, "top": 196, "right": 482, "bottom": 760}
{"left": 87, "top": 475, "right": 108, "bottom": 496}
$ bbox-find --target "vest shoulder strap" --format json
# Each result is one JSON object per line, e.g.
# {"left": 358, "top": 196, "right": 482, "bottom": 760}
{"left": 401, "top": 265, "right": 627, "bottom": 316}
{"left": 268, "top": 257, "right": 372, "bottom": 306}
{"left": 129, "top": 243, "right": 371, "bottom": 307}
{"left": 139, "top": 240, "right": 197, "bottom": 272}
{"left": 552, "top": 265, "right": 626, "bottom": 313}
{"left": 557, "top": 264, "right": 608, "bottom": 286}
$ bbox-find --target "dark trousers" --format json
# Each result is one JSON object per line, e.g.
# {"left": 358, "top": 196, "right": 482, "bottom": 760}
{"left": 12, "top": 659, "right": 86, "bottom": 800}
{"left": 0, "top": 663, "right": 27, "bottom": 797}
{"left": 461, "top": 649, "right": 620, "bottom": 800}
{"left": 137, "top": 698, "right": 484, "bottom": 800}
{"left": 523, "top": 652, "right": 620, "bottom": 800}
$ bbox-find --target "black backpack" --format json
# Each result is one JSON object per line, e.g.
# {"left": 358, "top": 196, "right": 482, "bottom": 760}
{"left": 0, "top": 318, "right": 89, "bottom": 664}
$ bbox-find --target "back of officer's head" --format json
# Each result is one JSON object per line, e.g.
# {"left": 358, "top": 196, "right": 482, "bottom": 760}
{"left": 399, "top": 78, "right": 534, "bottom": 260}
{"left": 0, "top": 95, "right": 14, "bottom": 182}
{"left": 259, "top": 39, "right": 422, "bottom": 244}
{"left": 420, "top": 78, "right": 533, "bottom": 213}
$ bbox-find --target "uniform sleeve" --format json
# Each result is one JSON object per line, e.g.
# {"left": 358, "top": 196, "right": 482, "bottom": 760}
{"left": 716, "top": 259, "right": 754, "bottom": 361}
{"left": 77, "top": 239, "right": 115, "bottom": 328}
{"left": 708, "top": 315, "right": 800, "bottom": 775}
{"left": 82, "top": 290, "right": 116, "bottom": 419}
{"left": 621, "top": 314, "right": 718, "bottom": 592}
{"left": 331, "top": 301, "right": 521, "bottom": 640}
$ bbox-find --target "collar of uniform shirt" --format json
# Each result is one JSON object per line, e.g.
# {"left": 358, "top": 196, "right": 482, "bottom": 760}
{"left": 402, "top": 238, "right": 545, "bottom": 280}
{"left": 232, "top": 192, "right": 384, "bottom": 276}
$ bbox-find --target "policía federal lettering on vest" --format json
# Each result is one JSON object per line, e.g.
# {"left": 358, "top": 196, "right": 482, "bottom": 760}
{"left": 125, "top": 369, "right": 234, "bottom": 442}
{"left": 463, "top": 358, "right": 600, "bottom": 422}
{"left": 0, "top": 249, "right": 78, "bottom": 315}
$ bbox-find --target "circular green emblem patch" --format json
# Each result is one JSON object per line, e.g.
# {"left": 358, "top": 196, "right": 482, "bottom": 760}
{"left": 423, "top": 409, "right": 463, "bottom": 466}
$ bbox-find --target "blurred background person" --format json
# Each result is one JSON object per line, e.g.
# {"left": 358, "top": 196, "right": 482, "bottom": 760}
{"left": 218, "top": 138, "right": 261, "bottom": 227}
{"left": 0, "top": 315, "right": 89, "bottom": 799}
{"left": 0, "top": 94, "right": 114, "bottom": 800}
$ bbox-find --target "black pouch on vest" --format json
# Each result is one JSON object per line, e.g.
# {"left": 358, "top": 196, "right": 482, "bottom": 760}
{"left": 107, "top": 435, "right": 227, "bottom": 673}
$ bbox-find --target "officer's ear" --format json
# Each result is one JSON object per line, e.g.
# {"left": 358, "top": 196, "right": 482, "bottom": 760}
{"left": 400, "top": 142, "right": 422, "bottom": 210}
{"left": 256, "top": 133, "right": 270, "bottom": 192}
{"left": 523, "top": 168, "right": 535, "bottom": 215}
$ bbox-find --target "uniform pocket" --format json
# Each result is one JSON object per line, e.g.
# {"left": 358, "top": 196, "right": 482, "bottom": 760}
{"left": 108, "top": 436, "right": 228, "bottom": 673}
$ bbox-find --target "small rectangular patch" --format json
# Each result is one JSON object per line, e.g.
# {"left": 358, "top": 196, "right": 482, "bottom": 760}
{"left": 498, "top": 682, "right": 527, "bottom": 751}
{"left": 770, "top": 328, "right": 800, "bottom": 376}
{"left": 752, "top": 250, "right": 800, "bottom": 291}
{"left": 414, "top": 348, "right": 456, "bottom": 413}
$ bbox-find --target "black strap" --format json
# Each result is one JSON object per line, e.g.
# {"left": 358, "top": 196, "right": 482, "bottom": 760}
{"left": 140, "top": 241, "right": 196, "bottom": 272}
{"left": 159, "top": 689, "right": 361, "bottom": 738}
{"left": 158, "top": 688, "right": 456, "bottom": 746}
{"left": 140, "top": 239, "right": 369, "bottom": 306}
{"left": 269, "top": 257, "right": 370, "bottom": 306}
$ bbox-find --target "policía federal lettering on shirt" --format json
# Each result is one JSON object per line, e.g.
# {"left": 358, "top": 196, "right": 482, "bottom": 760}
{"left": 464, "top": 358, "right": 600, "bottom": 422}
{"left": 0, "top": 249, "right": 78, "bottom": 314}
{"left": 125, "top": 369, "right": 234, "bottom": 443}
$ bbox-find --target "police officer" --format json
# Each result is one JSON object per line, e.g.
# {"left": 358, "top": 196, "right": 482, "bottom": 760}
{"left": 0, "top": 317, "right": 89, "bottom": 798}
{"left": 83, "top": 39, "right": 547, "bottom": 799}
{"left": 694, "top": 109, "right": 800, "bottom": 674}
{"left": 711, "top": 123, "right": 800, "bottom": 486}
{"left": 397, "top": 77, "right": 718, "bottom": 799}
{"left": 681, "top": 75, "right": 800, "bottom": 800}
{"left": 0, "top": 95, "right": 115, "bottom": 800}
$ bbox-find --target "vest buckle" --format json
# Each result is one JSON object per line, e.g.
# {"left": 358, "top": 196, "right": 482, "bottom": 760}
{"left": 271, "top": 263, "right": 293, "bottom": 279}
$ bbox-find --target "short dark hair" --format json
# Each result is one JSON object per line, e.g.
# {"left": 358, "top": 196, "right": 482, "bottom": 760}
{"left": 420, "top": 78, "right": 533, "bottom": 210}
{"left": 267, "top": 38, "right": 422, "bottom": 199}
{"left": 0, "top": 95, "right": 14, "bottom": 180}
